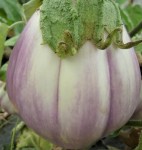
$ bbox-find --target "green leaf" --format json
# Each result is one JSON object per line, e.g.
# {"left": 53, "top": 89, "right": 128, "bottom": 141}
{"left": 0, "top": 0, "right": 23, "bottom": 23}
{"left": 5, "top": 35, "right": 20, "bottom": 47}
{"left": 133, "top": 31, "right": 142, "bottom": 53}
{"left": 123, "top": 5, "right": 142, "bottom": 31}
{"left": 23, "top": 0, "right": 43, "bottom": 21}
{"left": 0, "top": 16, "right": 8, "bottom": 24}
{"left": 134, "top": 43, "right": 142, "bottom": 53}
{"left": 16, "top": 126, "right": 53, "bottom": 150}
{"left": 0, "top": 63, "right": 8, "bottom": 82}
{"left": 120, "top": 9, "right": 134, "bottom": 31}
{"left": 0, "top": 9, "right": 10, "bottom": 24}
{"left": 116, "top": 0, "right": 126, "bottom": 5}
{"left": 0, "top": 0, "right": 25, "bottom": 34}
{"left": 0, "top": 23, "right": 8, "bottom": 66}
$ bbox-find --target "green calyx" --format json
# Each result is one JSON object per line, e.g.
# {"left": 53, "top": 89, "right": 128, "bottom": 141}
{"left": 40, "top": 0, "right": 141, "bottom": 58}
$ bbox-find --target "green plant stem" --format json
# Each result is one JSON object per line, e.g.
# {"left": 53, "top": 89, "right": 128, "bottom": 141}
{"left": 10, "top": 118, "right": 20, "bottom": 150}
{"left": 10, "top": 128, "right": 16, "bottom": 150}
{"left": 130, "top": 21, "right": 142, "bottom": 37}
{"left": 8, "top": 21, "right": 25, "bottom": 30}
{"left": 125, "top": 120, "right": 142, "bottom": 127}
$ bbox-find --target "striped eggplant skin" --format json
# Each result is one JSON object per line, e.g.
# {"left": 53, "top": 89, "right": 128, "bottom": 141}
{"left": 7, "top": 11, "right": 141, "bottom": 149}
{"left": 131, "top": 81, "right": 142, "bottom": 120}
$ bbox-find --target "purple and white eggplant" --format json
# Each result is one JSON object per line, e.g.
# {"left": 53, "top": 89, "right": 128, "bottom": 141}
{"left": 5, "top": 0, "right": 142, "bottom": 149}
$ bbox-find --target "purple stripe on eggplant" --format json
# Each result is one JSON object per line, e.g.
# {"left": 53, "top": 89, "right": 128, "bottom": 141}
{"left": 104, "top": 47, "right": 140, "bottom": 134}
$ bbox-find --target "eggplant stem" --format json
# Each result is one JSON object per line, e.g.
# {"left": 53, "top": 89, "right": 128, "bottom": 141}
{"left": 115, "top": 40, "right": 142, "bottom": 49}
{"left": 95, "top": 27, "right": 122, "bottom": 49}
